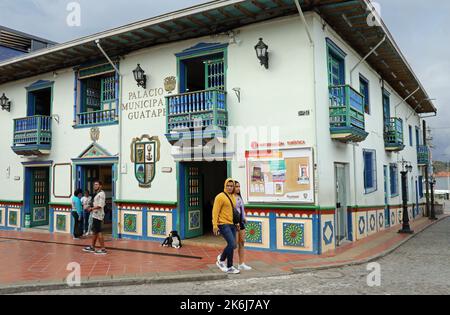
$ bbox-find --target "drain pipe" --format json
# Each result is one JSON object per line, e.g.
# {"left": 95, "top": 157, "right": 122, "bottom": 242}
{"left": 294, "top": 0, "right": 314, "bottom": 46}
{"left": 95, "top": 39, "right": 121, "bottom": 75}
{"left": 295, "top": 0, "right": 323, "bottom": 252}
{"left": 95, "top": 39, "right": 124, "bottom": 238}
{"left": 350, "top": 36, "right": 386, "bottom": 87}
{"left": 394, "top": 87, "right": 420, "bottom": 117}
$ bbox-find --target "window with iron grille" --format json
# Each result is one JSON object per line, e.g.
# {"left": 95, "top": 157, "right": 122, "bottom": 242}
{"left": 74, "top": 62, "right": 119, "bottom": 127}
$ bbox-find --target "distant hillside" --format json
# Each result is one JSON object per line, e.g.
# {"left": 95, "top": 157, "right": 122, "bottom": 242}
{"left": 433, "top": 161, "right": 450, "bottom": 173}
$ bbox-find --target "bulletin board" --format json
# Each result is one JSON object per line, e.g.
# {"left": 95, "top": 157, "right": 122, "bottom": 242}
{"left": 246, "top": 148, "right": 314, "bottom": 203}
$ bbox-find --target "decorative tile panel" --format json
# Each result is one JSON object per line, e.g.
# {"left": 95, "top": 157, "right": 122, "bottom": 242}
{"left": 151, "top": 215, "right": 167, "bottom": 236}
{"left": 124, "top": 213, "right": 137, "bottom": 233}
{"left": 283, "top": 223, "right": 305, "bottom": 247}
{"left": 245, "top": 221, "right": 263, "bottom": 244}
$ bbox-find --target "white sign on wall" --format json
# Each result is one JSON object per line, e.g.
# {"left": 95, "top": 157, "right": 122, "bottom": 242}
{"left": 53, "top": 164, "right": 72, "bottom": 198}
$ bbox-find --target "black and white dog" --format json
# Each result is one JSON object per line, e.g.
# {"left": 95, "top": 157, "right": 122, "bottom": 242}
{"left": 161, "top": 231, "right": 182, "bottom": 248}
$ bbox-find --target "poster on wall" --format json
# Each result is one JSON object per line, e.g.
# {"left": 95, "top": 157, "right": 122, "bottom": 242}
{"left": 246, "top": 147, "right": 314, "bottom": 203}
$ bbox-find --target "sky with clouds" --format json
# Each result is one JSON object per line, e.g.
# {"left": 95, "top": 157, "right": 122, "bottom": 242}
{"left": 0, "top": 0, "right": 448, "bottom": 160}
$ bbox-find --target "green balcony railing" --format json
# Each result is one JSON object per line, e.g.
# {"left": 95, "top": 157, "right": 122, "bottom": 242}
{"left": 165, "top": 89, "right": 227, "bottom": 144}
{"left": 417, "top": 145, "right": 430, "bottom": 165}
{"left": 329, "top": 85, "right": 368, "bottom": 143}
{"left": 385, "top": 117, "right": 405, "bottom": 151}
{"left": 12, "top": 115, "right": 52, "bottom": 156}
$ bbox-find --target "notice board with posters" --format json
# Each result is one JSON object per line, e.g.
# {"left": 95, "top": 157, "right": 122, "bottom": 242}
{"left": 246, "top": 147, "right": 314, "bottom": 203}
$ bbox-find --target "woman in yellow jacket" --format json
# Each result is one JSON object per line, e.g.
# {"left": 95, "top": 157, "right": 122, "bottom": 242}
{"left": 213, "top": 178, "right": 240, "bottom": 274}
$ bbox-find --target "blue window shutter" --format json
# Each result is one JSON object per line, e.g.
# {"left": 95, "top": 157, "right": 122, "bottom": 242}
{"left": 364, "top": 150, "right": 376, "bottom": 192}
{"left": 418, "top": 176, "right": 424, "bottom": 198}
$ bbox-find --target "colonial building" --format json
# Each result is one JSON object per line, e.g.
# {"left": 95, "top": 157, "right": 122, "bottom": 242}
{"left": 0, "top": 0, "right": 435, "bottom": 255}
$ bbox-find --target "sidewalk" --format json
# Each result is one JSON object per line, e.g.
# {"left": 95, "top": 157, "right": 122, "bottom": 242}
{"left": 0, "top": 215, "right": 447, "bottom": 293}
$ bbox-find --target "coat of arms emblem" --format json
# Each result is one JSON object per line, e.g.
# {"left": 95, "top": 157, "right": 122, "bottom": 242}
{"left": 131, "top": 135, "right": 161, "bottom": 188}
{"left": 164, "top": 76, "right": 176, "bottom": 94}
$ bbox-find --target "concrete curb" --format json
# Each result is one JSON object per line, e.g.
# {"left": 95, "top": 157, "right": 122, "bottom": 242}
{"left": 0, "top": 273, "right": 227, "bottom": 295}
{"left": 292, "top": 216, "right": 448, "bottom": 274}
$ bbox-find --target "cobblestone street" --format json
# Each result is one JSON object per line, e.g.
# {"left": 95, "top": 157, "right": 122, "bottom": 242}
{"left": 22, "top": 217, "right": 450, "bottom": 295}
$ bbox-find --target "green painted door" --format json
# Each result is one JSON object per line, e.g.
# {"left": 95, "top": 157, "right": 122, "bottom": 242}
{"left": 30, "top": 168, "right": 50, "bottom": 227}
{"left": 205, "top": 59, "right": 225, "bottom": 90}
{"left": 185, "top": 165, "right": 203, "bottom": 239}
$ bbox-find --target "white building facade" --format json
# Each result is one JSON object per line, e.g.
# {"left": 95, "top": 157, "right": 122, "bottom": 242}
{"left": 0, "top": 0, "right": 435, "bottom": 255}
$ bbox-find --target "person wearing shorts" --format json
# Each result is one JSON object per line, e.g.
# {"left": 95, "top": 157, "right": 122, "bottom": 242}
{"left": 83, "top": 181, "right": 107, "bottom": 255}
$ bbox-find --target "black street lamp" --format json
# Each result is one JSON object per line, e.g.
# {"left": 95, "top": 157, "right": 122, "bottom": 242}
{"left": 429, "top": 175, "right": 438, "bottom": 220}
{"left": 133, "top": 64, "right": 147, "bottom": 89}
{"left": 254, "top": 38, "right": 269, "bottom": 69}
{"left": 0, "top": 93, "right": 11, "bottom": 112}
{"left": 399, "top": 160, "right": 414, "bottom": 234}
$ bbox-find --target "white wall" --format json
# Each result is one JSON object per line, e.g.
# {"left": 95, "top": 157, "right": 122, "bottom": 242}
{"left": 0, "top": 11, "right": 426, "bottom": 210}
{"left": 0, "top": 69, "right": 119, "bottom": 203}
{"left": 312, "top": 13, "right": 423, "bottom": 208}
{"left": 117, "top": 15, "right": 317, "bottom": 203}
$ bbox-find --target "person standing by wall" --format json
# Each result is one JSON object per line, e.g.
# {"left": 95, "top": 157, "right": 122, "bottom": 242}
{"left": 83, "top": 181, "right": 107, "bottom": 255}
{"left": 71, "top": 189, "right": 83, "bottom": 240}
{"left": 234, "top": 181, "right": 252, "bottom": 271}
{"left": 213, "top": 178, "right": 240, "bottom": 274}
{"left": 81, "top": 190, "right": 92, "bottom": 236}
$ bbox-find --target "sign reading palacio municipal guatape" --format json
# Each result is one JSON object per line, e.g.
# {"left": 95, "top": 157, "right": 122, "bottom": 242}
{"left": 122, "top": 88, "right": 166, "bottom": 121}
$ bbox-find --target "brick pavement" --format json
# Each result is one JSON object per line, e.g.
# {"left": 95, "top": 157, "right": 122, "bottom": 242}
{"left": 0, "top": 215, "right": 446, "bottom": 289}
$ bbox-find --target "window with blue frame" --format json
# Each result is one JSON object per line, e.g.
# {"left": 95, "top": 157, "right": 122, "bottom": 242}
{"left": 74, "top": 62, "right": 119, "bottom": 127}
{"left": 390, "top": 164, "right": 399, "bottom": 197}
{"left": 359, "top": 75, "right": 370, "bottom": 114}
{"left": 415, "top": 127, "right": 421, "bottom": 147}
{"left": 383, "top": 90, "right": 391, "bottom": 131}
{"left": 326, "top": 39, "right": 346, "bottom": 87}
{"left": 363, "top": 150, "right": 377, "bottom": 194}
{"left": 409, "top": 125, "right": 413, "bottom": 146}
{"left": 418, "top": 176, "right": 424, "bottom": 198}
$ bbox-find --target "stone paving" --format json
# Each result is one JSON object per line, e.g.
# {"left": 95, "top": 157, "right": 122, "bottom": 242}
{"left": 22, "top": 217, "right": 450, "bottom": 295}
{"left": 0, "top": 215, "right": 447, "bottom": 293}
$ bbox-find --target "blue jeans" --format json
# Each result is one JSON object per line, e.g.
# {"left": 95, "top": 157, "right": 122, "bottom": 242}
{"left": 83, "top": 210, "right": 90, "bottom": 234}
{"left": 219, "top": 224, "right": 237, "bottom": 268}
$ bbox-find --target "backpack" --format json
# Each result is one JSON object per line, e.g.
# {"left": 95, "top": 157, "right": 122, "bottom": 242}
{"left": 222, "top": 192, "right": 242, "bottom": 225}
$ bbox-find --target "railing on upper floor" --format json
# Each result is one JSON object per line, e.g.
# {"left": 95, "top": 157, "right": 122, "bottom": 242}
{"left": 329, "top": 85, "right": 368, "bottom": 143}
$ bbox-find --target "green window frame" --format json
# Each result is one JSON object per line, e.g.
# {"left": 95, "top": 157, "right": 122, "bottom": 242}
{"left": 359, "top": 75, "right": 370, "bottom": 114}
{"left": 74, "top": 62, "right": 119, "bottom": 127}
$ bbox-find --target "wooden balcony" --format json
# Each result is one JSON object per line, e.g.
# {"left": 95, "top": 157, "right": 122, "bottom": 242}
{"left": 417, "top": 145, "right": 430, "bottom": 166}
{"left": 329, "top": 85, "right": 368, "bottom": 143}
{"left": 385, "top": 117, "right": 405, "bottom": 152}
{"left": 12, "top": 115, "right": 52, "bottom": 156}
{"left": 165, "top": 89, "right": 227, "bottom": 146}
{"left": 76, "top": 109, "right": 117, "bottom": 127}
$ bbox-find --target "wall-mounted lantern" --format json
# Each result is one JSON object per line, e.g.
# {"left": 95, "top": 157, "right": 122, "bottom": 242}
{"left": 0, "top": 93, "right": 11, "bottom": 112}
{"left": 254, "top": 38, "right": 269, "bottom": 69}
{"left": 133, "top": 64, "right": 147, "bottom": 89}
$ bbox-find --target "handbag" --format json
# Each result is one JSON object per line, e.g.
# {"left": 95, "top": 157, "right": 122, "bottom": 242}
{"left": 222, "top": 192, "right": 241, "bottom": 225}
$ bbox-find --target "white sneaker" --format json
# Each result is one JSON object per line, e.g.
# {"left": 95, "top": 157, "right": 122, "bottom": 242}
{"left": 238, "top": 263, "right": 252, "bottom": 271}
{"left": 226, "top": 267, "right": 241, "bottom": 274}
{"left": 216, "top": 255, "right": 227, "bottom": 272}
